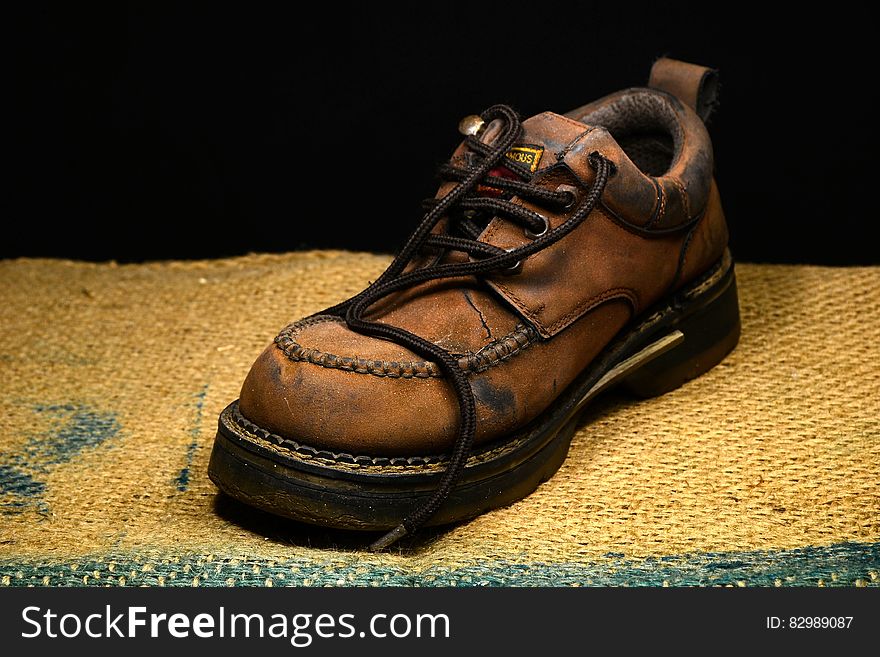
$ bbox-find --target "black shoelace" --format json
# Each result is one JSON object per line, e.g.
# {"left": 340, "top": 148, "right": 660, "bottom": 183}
{"left": 325, "top": 104, "right": 611, "bottom": 550}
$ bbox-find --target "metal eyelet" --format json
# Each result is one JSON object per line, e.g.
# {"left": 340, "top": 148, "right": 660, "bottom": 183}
{"left": 588, "top": 151, "right": 617, "bottom": 175}
{"left": 500, "top": 248, "right": 522, "bottom": 275}
{"left": 524, "top": 213, "right": 550, "bottom": 240}
{"left": 555, "top": 184, "right": 579, "bottom": 210}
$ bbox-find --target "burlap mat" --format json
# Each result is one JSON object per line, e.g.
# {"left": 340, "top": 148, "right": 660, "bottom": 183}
{"left": 0, "top": 252, "right": 877, "bottom": 586}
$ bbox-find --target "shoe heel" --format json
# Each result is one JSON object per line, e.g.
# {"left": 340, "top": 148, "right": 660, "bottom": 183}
{"left": 621, "top": 271, "right": 741, "bottom": 398}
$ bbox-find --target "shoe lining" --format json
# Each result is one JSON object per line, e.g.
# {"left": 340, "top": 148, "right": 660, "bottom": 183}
{"left": 576, "top": 90, "right": 683, "bottom": 177}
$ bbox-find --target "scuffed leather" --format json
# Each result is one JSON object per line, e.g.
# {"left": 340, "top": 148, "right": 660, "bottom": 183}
{"left": 239, "top": 298, "right": 631, "bottom": 454}
{"left": 237, "top": 60, "right": 731, "bottom": 456}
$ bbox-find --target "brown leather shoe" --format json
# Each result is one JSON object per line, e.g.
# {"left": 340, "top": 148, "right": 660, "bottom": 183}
{"left": 209, "top": 58, "right": 740, "bottom": 549}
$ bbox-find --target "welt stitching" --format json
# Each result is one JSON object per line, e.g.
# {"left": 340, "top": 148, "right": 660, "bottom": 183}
{"left": 232, "top": 404, "right": 448, "bottom": 467}
{"left": 232, "top": 403, "right": 534, "bottom": 468}
{"left": 681, "top": 250, "right": 729, "bottom": 300}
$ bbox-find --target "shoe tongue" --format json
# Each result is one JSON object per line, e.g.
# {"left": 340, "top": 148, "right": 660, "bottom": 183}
{"left": 496, "top": 111, "right": 591, "bottom": 174}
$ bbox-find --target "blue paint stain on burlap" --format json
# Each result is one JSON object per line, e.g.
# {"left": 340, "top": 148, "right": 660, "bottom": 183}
{"left": 1, "top": 541, "right": 878, "bottom": 587}
{"left": 175, "top": 385, "right": 208, "bottom": 492}
{"left": 0, "top": 404, "right": 120, "bottom": 514}
{"left": 28, "top": 405, "right": 120, "bottom": 464}
{"left": 0, "top": 465, "right": 45, "bottom": 499}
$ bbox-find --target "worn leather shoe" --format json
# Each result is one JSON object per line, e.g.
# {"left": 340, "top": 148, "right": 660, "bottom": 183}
{"left": 209, "top": 58, "right": 740, "bottom": 549}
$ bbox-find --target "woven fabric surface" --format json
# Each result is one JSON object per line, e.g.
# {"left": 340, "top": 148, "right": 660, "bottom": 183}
{"left": 0, "top": 252, "right": 878, "bottom": 587}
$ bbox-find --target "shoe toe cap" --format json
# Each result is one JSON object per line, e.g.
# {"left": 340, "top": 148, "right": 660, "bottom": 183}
{"left": 238, "top": 317, "right": 459, "bottom": 455}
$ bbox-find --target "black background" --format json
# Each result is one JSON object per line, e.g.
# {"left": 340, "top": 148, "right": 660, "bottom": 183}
{"left": 7, "top": 6, "right": 875, "bottom": 264}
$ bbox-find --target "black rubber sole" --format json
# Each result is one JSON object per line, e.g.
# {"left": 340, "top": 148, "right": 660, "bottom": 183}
{"left": 208, "top": 254, "right": 741, "bottom": 531}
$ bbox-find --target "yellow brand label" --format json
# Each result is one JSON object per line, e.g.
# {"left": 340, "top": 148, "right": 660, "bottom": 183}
{"left": 504, "top": 145, "right": 544, "bottom": 172}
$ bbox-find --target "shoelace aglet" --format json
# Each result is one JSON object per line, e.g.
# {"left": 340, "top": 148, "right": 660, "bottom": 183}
{"left": 368, "top": 524, "right": 408, "bottom": 552}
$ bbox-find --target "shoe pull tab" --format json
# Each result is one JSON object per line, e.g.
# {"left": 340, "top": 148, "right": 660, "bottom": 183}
{"left": 648, "top": 57, "right": 719, "bottom": 123}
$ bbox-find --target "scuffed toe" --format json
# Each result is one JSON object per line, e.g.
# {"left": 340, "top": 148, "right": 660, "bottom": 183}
{"left": 237, "top": 316, "right": 459, "bottom": 455}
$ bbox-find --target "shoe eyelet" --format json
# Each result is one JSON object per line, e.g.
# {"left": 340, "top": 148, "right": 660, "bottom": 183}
{"left": 500, "top": 248, "right": 522, "bottom": 275}
{"left": 555, "top": 184, "right": 579, "bottom": 210}
{"left": 588, "top": 151, "right": 617, "bottom": 176}
{"left": 524, "top": 213, "right": 550, "bottom": 240}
